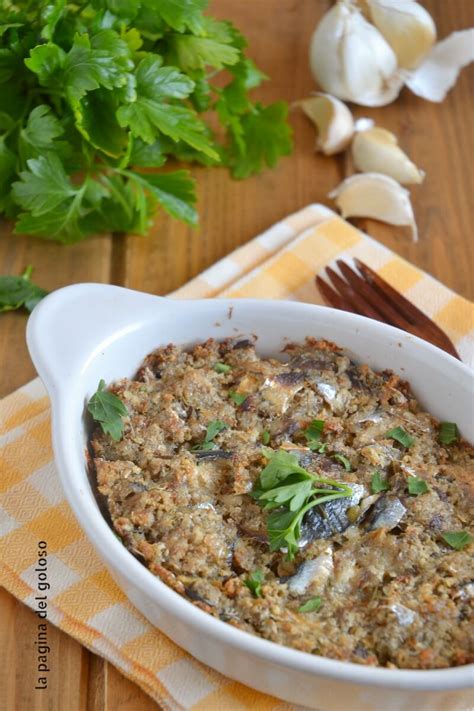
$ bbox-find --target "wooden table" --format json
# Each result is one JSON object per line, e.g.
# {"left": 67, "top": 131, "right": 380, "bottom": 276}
{"left": 1, "top": 2, "right": 473, "bottom": 709}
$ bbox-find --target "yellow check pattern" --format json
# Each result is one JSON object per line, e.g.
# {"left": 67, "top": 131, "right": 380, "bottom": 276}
{"left": 1, "top": 205, "right": 473, "bottom": 710}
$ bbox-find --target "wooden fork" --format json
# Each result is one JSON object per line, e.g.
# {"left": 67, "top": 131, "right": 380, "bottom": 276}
{"left": 316, "top": 259, "right": 461, "bottom": 360}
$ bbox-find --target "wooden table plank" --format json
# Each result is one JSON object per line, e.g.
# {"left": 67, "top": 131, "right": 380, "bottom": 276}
{"left": 0, "top": 230, "right": 113, "bottom": 397}
{"left": 0, "top": 2, "right": 472, "bottom": 710}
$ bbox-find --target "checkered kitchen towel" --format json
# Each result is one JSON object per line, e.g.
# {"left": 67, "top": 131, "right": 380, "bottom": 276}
{"left": 1, "top": 205, "right": 473, "bottom": 710}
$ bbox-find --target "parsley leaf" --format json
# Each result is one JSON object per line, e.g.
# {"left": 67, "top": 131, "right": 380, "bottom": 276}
{"left": 24, "top": 43, "right": 65, "bottom": 85}
{"left": 122, "top": 170, "right": 198, "bottom": 226}
{"left": 298, "top": 596, "right": 322, "bottom": 613}
{"left": 386, "top": 426, "right": 415, "bottom": 448}
{"left": 118, "top": 99, "right": 217, "bottom": 159}
{"left": 214, "top": 362, "right": 232, "bottom": 374}
{"left": 256, "top": 449, "right": 308, "bottom": 490}
{"left": 261, "top": 430, "right": 270, "bottom": 445}
{"left": 64, "top": 34, "right": 128, "bottom": 104}
{"left": 259, "top": 478, "right": 314, "bottom": 512}
{"left": 244, "top": 570, "right": 264, "bottom": 598}
{"left": 204, "top": 419, "right": 228, "bottom": 442}
{"left": 441, "top": 531, "right": 473, "bottom": 551}
{"left": 192, "top": 419, "right": 228, "bottom": 451}
{"left": 0, "top": 265, "right": 48, "bottom": 313}
{"left": 167, "top": 30, "right": 240, "bottom": 72}
{"left": 155, "top": 0, "right": 207, "bottom": 34}
{"left": 129, "top": 138, "right": 167, "bottom": 168}
{"left": 40, "top": 0, "right": 66, "bottom": 41}
{"left": 132, "top": 55, "right": 195, "bottom": 100}
{"left": 87, "top": 379, "right": 128, "bottom": 441}
{"left": 407, "top": 476, "right": 429, "bottom": 496}
{"left": 228, "top": 390, "right": 247, "bottom": 406}
{"left": 225, "top": 102, "right": 292, "bottom": 179}
{"left": 117, "top": 55, "right": 218, "bottom": 159}
{"left": 304, "top": 419, "right": 326, "bottom": 452}
{"left": 439, "top": 422, "right": 459, "bottom": 445}
{"left": 21, "top": 105, "right": 64, "bottom": 150}
{"left": 0, "top": 138, "right": 16, "bottom": 212}
{"left": 12, "top": 153, "right": 76, "bottom": 215}
{"left": 371, "top": 470, "right": 390, "bottom": 494}
{"left": 305, "top": 419, "right": 325, "bottom": 440}
{"left": 266, "top": 508, "right": 300, "bottom": 557}
{"left": 14, "top": 197, "right": 86, "bottom": 243}
{"left": 12, "top": 156, "right": 105, "bottom": 243}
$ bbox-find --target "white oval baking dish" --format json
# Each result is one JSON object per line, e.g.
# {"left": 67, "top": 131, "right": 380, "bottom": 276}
{"left": 26, "top": 283, "right": 474, "bottom": 711}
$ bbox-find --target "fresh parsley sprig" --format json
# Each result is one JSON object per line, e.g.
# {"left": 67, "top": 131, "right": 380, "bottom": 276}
{"left": 87, "top": 380, "right": 128, "bottom": 441}
{"left": 0, "top": 2, "right": 292, "bottom": 243}
{"left": 0, "top": 265, "right": 47, "bottom": 312}
{"left": 252, "top": 449, "right": 352, "bottom": 560}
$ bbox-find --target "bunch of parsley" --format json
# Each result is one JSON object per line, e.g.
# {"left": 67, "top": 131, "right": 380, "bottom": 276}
{"left": 0, "top": 0, "right": 292, "bottom": 243}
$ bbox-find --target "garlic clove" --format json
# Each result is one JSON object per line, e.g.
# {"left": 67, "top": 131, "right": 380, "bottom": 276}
{"left": 352, "top": 72, "right": 405, "bottom": 108}
{"left": 367, "top": 0, "right": 436, "bottom": 70}
{"left": 352, "top": 127, "right": 425, "bottom": 185}
{"left": 405, "top": 29, "right": 474, "bottom": 102}
{"left": 309, "top": 1, "right": 400, "bottom": 106}
{"left": 300, "top": 93, "right": 354, "bottom": 155}
{"left": 309, "top": 2, "right": 354, "bottom": 100}
{"left": 329, "top": 173, "right": 418, "bottom": 242}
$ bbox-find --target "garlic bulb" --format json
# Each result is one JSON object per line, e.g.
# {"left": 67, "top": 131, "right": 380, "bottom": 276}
{"left": 352, "top": 127, "right": 424, "bottom": 185}
{"left": 367, "top": 0, "right": 436, "bottom": 69}
{"left": 329, "top": 173, "right": 418, "bottom": 242}
{"left": 309, "top": 1, "right": 402, "bottom": 107}
{"left": 300, "top": 93, "right": 354, "bottom": 155}
{"left": 310, "top": 0, "right": 473, "bottom": 106}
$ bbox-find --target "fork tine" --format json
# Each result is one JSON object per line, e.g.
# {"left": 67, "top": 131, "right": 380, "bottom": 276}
{"left": 315, "top": 275, "right": 357, "bottom": 313}
{"left": 336, "top": 260, "right": 415, "bottom": 333}
{"left": 324, "top": 266, "right": 385, "bottom": 322}
{"left": 354, "top": 259, "right": 461, "bottom": 359}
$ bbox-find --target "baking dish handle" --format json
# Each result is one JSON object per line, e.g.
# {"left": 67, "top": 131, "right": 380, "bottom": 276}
{"left": 26, "top": 283, "right": 176, "bottom": 394}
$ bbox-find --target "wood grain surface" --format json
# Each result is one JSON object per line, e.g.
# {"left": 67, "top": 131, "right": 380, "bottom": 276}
{"left": 0, "top": 1, "right": 473, "bottom": 709}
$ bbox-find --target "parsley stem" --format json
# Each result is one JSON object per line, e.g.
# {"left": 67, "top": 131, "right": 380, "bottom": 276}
{"left": 295, "top": 491, "right": 351, "bottom": 523}
{"left": 101, "top": 174, "right": 134, "bottom": 220}
{"left": 308, "top": 476, "right": 352, "bottom": 494}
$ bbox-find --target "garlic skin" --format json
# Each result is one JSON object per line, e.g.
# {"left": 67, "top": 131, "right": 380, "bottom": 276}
{"left": 300, "top": 93, "right": 354, "bottom": 155}
{"left": 367, "top": 0, "right": 436, "bottom": 70}
{"left": 352, "top": 127, "right": 425, "bottom": 185}
{"left": 329, "top": 173, "right": 418, "bottom": 242}
{"left": 354, "top": 117, "right": 375, "bottom": 132}
{"left": 309, "top": 1, "right": 401, "bottom": 107}
{"left": 405, "top": 29, "right": 474, "bottom": 102}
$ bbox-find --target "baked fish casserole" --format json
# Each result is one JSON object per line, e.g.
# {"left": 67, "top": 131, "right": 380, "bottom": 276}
{"left": 89, "top": 338, "right": 473, "bottom": 670}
